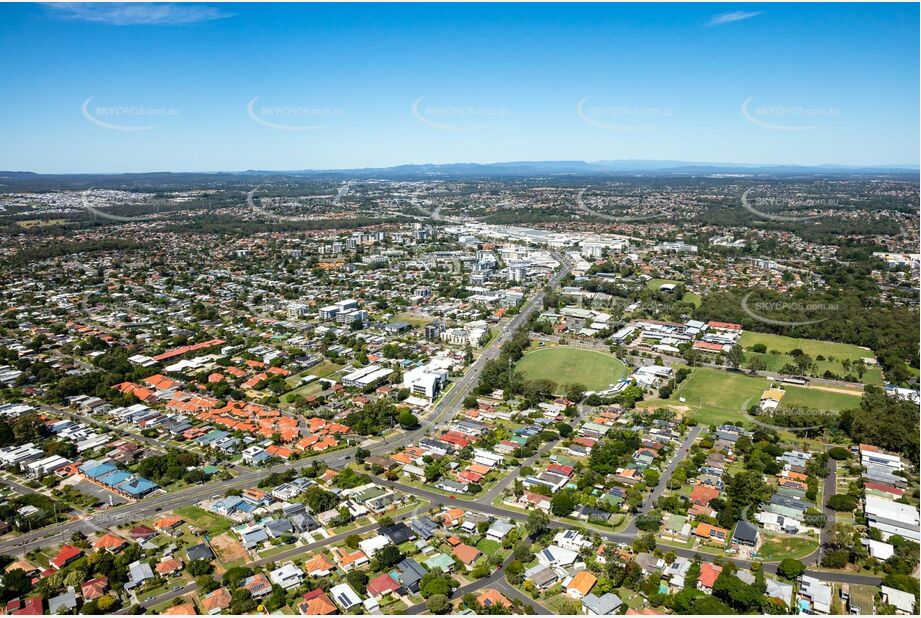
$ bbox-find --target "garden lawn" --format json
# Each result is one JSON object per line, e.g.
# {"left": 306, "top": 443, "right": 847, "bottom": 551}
{"left": 475, "top": 538, "right": 502, "bottom": 557}
{"left": 173, "top": 506, "right": 233, "bottom": 535}
{"left": 757, "top": 535, "right": 819, "bottom": 561}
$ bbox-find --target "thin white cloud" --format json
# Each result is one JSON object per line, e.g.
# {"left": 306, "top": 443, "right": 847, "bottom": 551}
{"left": 46, "top": 3, "right": 232, "bottom": 26}
{"left": 707, "top": 11, "right": 762, "bottom": 27}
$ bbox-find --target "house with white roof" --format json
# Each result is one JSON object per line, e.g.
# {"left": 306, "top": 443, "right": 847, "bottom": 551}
{"left": 536, "top": 545, "right": 578, "bottom": 567}
{"left": 358, "top": 534, "right": 392, "bottom": 557}
{"left": 269, "top": 563, "right": 303, "bottom": 590}
{"left": 881, "top": 585, "right": 916, "bottom": 615}
{"left": 329, "top": 583, "right": 362, "bottom": 612}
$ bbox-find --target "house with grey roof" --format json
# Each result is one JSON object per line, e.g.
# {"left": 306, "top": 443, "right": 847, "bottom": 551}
{"left": 486, "top": 519, "right": 515, "bottom": 541}
{"left": 126, "top": 560, "right": 154, "bottom": 590}
{"left": 410, "top": 516, "right": 438, "bottom": 540}
{"left": 765, "top": 578, "right": 793, "bottom": 607}
{"left": 396, "top": 557, "right": 427, "bottom": 593}
{"left": 581, "top": 592, "right": 622, "bottom": 615}
{"left": 732, "top": 520, "right": 760, "bottom": 547}
{"left": 48, "top": 588, "right": 78, "bottom": 614}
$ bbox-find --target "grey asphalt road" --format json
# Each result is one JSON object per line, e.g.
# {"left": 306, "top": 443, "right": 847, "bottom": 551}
{"left": 813, "top": 447, "right": 839, "bottom": 565}
{"left": 0, "top": 476, "right": 38, "bottom": 497}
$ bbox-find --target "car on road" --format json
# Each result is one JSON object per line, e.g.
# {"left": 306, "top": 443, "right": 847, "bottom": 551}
{"left": 172, "top": 585, "right": 183, "bottom": 591}
{"left": 155, "top": 507, "right": 162, "bottom": 512}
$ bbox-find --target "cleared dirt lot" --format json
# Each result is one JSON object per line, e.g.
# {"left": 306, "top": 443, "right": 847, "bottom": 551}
{"left": 210, "top": 532, "right": 249, "bottom": 564}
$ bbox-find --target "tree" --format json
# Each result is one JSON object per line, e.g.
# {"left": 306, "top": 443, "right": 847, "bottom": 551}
{"left": 827, "top": 494, "right": 858, "bottom": 512}
{"left": 527, "top": 510, "right": 550, "bottom": 535}
{"left": 821, "top": 549, "right": 850, "bottom": 569}
{"left": 881, "top": 573, "right": 920, "bottom": 597}
{"left": 221, "top": 566, "right": 253, "bottom": 589}
{"left": 713, "top": 569, "right": 768, "bottom": 612}
{"left": 420, "top": 572, "right": 457, "bottom": 598}
{"left": 346, "top": 568, "right": 368, "bottom": 590}
{"left": 505, "top": 560, "right": 524, "bottom": 585}
{"left": 726, "top": 344, "right": 744, "bottom": 370}
{"left": 565, "top": 383, "right": 586, "bottom": 403}
{"left": 303, "top": 486, "right": 338, "bottom": 513}
{"left": 691, "top": 595, "right": 735, "bottom": 615}
{"left": 188, "top": 559, "right": 213, "bottom": 576}
{"left": 776, "top": 558, "right": 806, "bottom": 580}
{"left": 378, "top": 545, "right": 403, "bottom": 569}
{"left": 426, "top": 594, "right": 451, "bottom": 614}
{"left": 0, "top": 568, "right": 30, "bottom": 600}
{"left": 95, "top": 595, "right": 117, "bottom": 612}
{"left": 230, "top": 588, "right": 256, "bottom": 615}
{"left": 556, "top": 422, "right": 573, "bottom": 438}
{"left": 726, "top": 469, "right": 770, "bottom": 508}
{"left": 397, "top": 411, "right": 419, "bottom": 429}
{"left": 839, "top": 386, "right": 920, "bottom": 465}
{"left": 550, "top": 490, "right": 577, "bottom": 517}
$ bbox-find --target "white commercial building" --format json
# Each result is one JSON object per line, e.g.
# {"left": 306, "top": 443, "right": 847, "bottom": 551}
{"left": 341, "top": 364, "right": 394, "bottom": 388}
{"left": 403, "top": 363, "right": 450, "bottom": 399}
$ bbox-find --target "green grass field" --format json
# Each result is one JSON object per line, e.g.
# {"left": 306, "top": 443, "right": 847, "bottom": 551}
{"left": 652, "top": 367, "right": 862, "bottom": 426}
{"left": 668, "top": 368, "right": 767, "bottom": 426}
{"left": 757, "top": 535, "right": 819, "bottom": 561}
{"left": 284, "top": 361, "right": 343, "bottom": 396}
{"left": 516, "top": 346, "right": 626, "bottom": 393}
{"left": 779, "top": 385, "right": 862, "bottom": 412}
{"left": 740, "top": 332, "right": 873, "bottom": 362}
{"left": 393, "top": 313, "right": 434, "bottom": 326}
{"left": 475, "top": 538, "right": 502, "bottom": 556}
{"left": 173, "top": 506, "right": 233, "bottom": 535}
{"left": 646, "top": 278, "right": 683, "bottom": 291}
{"left": 743, "top": 350, "right": 883, "bottom": 386}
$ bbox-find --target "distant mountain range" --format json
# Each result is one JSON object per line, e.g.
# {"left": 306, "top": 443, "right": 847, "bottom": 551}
{"left": 1, "top": 160, "right": 917, "bottom": 189}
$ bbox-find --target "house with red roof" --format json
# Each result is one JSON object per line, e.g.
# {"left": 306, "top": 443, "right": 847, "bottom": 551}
{"left": 547, "top": 464, "right": 574, "bottom": 477}
{"left": 693, "top": 341, "right": 725, "bottom": 353}
{"left": 81, "top": 577, "right": 109, "bottom": 601}
{"left": 128, "top": 525, "right": 157, "bottom": 540}
{"left": 689, "top": 483, "right": 720, "bottom": 507}
{"left": 452, "top": 543, "right": 483, "bottom": 569}
{"left": 155, "top": 558, "right": 184, "bottom": 576}
{"left": 50, "top": 545, "right": 83, "bottom": 570}
{"left": 697, "top": 563, "right": 723, "bottom": 593}
{"left": 707, "top": 321, "right": 742, "bottom": 332}
{"left": 297, "top": 589, "right": 337, "bottom": 616}
{"left": 366, "top": 573, "right": 402, "bottom": 599}
{"left": 6, "top": 597, "right": 43, "bottom": 615}
{"left": 93, "top": 533, "right": 127, "bottom": 553}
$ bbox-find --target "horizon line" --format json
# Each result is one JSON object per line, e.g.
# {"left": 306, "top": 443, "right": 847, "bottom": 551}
{"left": 4, "top": 158, "right": 920, "bottom": 177}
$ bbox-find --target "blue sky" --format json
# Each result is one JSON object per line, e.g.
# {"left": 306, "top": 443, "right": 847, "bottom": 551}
{"left": 1, "top": 2, "right": 918, "bottom": 173}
